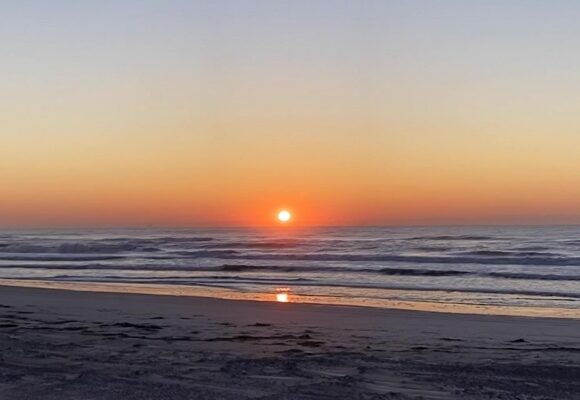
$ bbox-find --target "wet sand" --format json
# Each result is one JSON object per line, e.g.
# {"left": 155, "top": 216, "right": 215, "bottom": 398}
{"left": 0, "top": 285, "right": 579, "bottom": 399}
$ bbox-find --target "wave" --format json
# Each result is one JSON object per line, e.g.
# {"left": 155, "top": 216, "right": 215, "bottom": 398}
{"left": 0, "top": 254, "right": 125, "bottom": 261}
{"left": 379, "top": 267, "right": 469, "bottom": 277}
{"left": 458, "top": 250, "right": 560, "bottom": 257}
{"left": 146, "top": 236, "right": 214, "bottom": 243}
{"left": 173, "top": 250, "right": 239, "bottom": 258}
{"left": 227, "top": 266, "right": 579, "bottom": 282}
{"left": 2, "top": 262, "right": 580, "bottom": 282}
{"left": 0, "top": 242, "right": 140, "bottom": 254}
{"left": 486, "top": 272, "right": 580, "bottom": 281}
{"left": 51, "top": 274, "right": 312, "bottom": 283}
{"left": 183, "top": 252, "right": 580, "bottom": 267}
{"left": 513, "top": 245, "right": 551, "bottom": 251}
{"left": 198, "top": 240, "right": 301, "bottom": 249}
{"left": 407, "top": 235, "right": 500, "bottom": 241}
{"left": 95, "top": 236, "right": 214, "bottom": 243}
{"left": 220, "top": 265, "right": 580, "bottom": 282}
{"left": 0, "top": 263, "right": 344, "bottom": 273}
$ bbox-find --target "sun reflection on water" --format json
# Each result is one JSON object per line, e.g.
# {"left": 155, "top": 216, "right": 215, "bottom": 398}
{"left": 276, "top": 292, "right": 289, "bottom": 302}
{"left": 275, "top": 287, "right": 290, "bottom": 303}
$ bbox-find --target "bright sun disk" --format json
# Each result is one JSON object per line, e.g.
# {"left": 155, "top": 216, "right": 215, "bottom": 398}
{"left": 277, "top": 210, "right": 291, "bottom": 223}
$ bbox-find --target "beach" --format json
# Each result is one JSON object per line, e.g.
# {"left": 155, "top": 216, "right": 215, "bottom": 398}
{"left": 4, "top": 0, "right": 580, "bottom": 398}
{"left": 1, "top": 285, "right": 579, "bottom": 399}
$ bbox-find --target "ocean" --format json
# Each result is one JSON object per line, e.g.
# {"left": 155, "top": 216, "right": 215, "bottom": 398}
{"left": 1, "top": 226, "right": 579, "bottom": 317}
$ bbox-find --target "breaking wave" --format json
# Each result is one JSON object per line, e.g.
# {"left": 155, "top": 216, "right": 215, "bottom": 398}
{"left": 190, "top": 252, "right": 580, "bottom": 267}
{"left": 1, "top": 263, "right": 580, "bottom": 282}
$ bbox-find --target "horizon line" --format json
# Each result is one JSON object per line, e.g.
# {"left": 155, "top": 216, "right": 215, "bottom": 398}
{"left": 1, "top": 223, "right": 580, "bottom": 231}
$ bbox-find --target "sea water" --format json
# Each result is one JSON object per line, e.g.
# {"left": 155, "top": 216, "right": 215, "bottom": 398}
{"left": 1, "top": 226, "right": 579, "bottom": 317}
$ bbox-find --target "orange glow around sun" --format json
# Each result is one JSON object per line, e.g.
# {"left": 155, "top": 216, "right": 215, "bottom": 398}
{"left": 277, "top": 210, "right": 292, "bottom": 223}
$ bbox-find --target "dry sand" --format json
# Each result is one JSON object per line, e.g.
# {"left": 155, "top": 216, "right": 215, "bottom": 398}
{"left": 0, "top": 285, "right": 579, "bottom": 399}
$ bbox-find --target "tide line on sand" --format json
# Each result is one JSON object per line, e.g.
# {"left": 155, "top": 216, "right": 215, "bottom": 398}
{"left": 0, "top": 278, "right": 578, "bottom": 319}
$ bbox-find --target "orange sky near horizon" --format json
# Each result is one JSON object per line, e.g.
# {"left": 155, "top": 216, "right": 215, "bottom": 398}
{"left": 2, "top": 124, "right": 579, "bottom": 227}
{"left": 1, "top": 1, "right": 580, "bottom": 227}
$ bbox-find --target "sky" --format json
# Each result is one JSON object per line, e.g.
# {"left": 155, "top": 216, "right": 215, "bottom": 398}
{"left": 1, "top": 0, "right": 580, "bottom": 227}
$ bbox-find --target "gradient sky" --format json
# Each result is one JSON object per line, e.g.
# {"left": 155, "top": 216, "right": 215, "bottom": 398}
{"left": 1, "top": 1, "right": 580, "bottom": 227}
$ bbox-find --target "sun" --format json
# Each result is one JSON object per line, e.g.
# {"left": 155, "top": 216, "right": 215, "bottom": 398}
{"left": 277, "top": 210, "right": 292, "bottom": 223}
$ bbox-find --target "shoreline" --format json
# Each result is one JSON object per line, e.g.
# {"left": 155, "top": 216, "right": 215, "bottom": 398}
{"left": 0, "top": 278, "right": 579, "bottom": 320}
